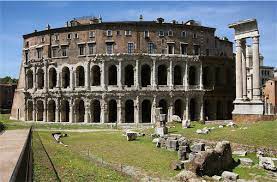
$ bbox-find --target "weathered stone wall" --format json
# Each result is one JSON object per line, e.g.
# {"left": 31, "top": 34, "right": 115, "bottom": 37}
{"left": 233, "top": 114, "right": 277, "bottom": 123}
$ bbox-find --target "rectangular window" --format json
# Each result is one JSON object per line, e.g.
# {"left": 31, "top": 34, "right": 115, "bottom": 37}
{"left": 148, "top": 43, "right": 154, "bottom": 54}
{"left": 168, "top": 30, "right": 173, "bottom": 36}
{"left": 180, "top": 44, "right": 187, "bottom": 55}
{"left": 52, "top": 46, "right": 59, "bottom": 57}
{"left": 106, "top": 30, "right": 112, "bottom": 37}
{"left": 37, "top": 48, "right": 43, "bottom": 59}
{"left": 127, "top": 43, "right": 134, "bottom": 54}
{"left": 106, "top": 43, "right": 113, "bottom": 54}
{"left": 74, "top": 33, "right": 78, "bottom": 39}
{"left": 193, "top": 33, "right": 197, "bottom": 38}
{"left": 25, "top": 50, "right": 29, "bottom": 63}
{"left": 25, "top": 41, "right": 29, "bottom": 47}
{"left": 181, "top": 31, "right": 187, "bottom": 37}
{"left": 117, "top": 30, "right": 121, "bottom": 36}
{"left": 67, "top": 33, "right": 71, "bottom": 39}
{"left": 88, "top": 43, "right": 96, "bottom": 55}
{"left": 79, "top": 44, "right": 85, "bottom": 55}
{"left": 61, "top": 46, "right": 68, "bottom": 57}
{"left": 41, "top": 36, "right": 45, "bottom": 43}
{"left": 54, "top": 34, "right": 59, "bottom": 41}
{"left": 159, "top": 31, "right": 164, "bottom": 37}
{"left": 89, "top": 31, "right": 95, "bottom": 38}
{"left": 144, "top": 31, "right": 149, "bottom": 38}
{"left": 125, "top": 30, "right": 132, "bottom": 36}
{"left": 167, "top": 44, "right": 174, "bottom": 54}
{"left": 193, "top": 45, "right": 200, "bottom": 55}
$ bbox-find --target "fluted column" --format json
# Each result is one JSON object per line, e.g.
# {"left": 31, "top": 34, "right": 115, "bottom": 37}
{"left": 70, "top": 68, "right": 75, "bottom": 91}
{"left": 117, "top": 98, "right": 122, "bottom": 124}
{"left": 135, "top": 60, "right": 140, "bottom": 89}
{"left": 168, "top": 99, "right": 173, "bottom": 122}
{"left": 252, "top": 36, "right": 261, "bottom": 100}
{"left": 86, "top": 62, "right": 91, "bottom": 90}
{"left": 199, "top": 63, "right": 203, "bottom": 89}
{"left": 55, "top": 99, "right": 60, "bottom": 122}
{"left": 184, "top": 96, "right": 190, "bottom": 124}
{"left": 169, "top": 61, "right": 173, "bottom": 88}
{"left": 134, "top": 96, "right": 140, "bottom": 124}
{"left": 84, "top": 100, "right": 90, "bottom": 123}
{"left": 199, "top": 96, "right": 204, "bottom": 122}
{"left": 100, "top": 97, "right": 107, "bottom": 123}
{"left": 184, "top": 62, "right": 188, "bottom": 90}
{"left": 152, "top": 95, "right": 157, "bottom": 123}
{"left": 235, "top": 39, "right": 243, "bottom": 100}
{"left": 118, "top": 61, "right": 122, "bottom": 89}
{"left": 241, "top": 39, "right": 247, "bottom": 100}
{"left": 69, "top": 99, "right": 74, "bottom": 123}
{"left": 101, "top": 61, "right": 107, "bottom": 90}
{"left": 152, "top": 60, "right": 157, "bottom": 88}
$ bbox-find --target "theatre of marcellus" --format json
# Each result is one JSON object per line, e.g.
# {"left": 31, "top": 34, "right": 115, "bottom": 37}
{"left": 10, "top": 16, "right": 236, "bottom": 125}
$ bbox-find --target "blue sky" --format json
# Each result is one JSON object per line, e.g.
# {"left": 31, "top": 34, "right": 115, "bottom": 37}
{"left": 0, "top": 1, "right": 276, "bottom": 78}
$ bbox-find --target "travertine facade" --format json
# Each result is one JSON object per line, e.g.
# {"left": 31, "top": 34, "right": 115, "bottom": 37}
{"left": 10, "top": 17, "right": 235, "bottom": 125}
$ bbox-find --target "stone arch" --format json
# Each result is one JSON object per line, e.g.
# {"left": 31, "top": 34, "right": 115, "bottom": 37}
{"left": 203, "top": 66, "right": 213, "bottom": 87}
{"left": 48, "top": 100, "right": 56, "bottom": 122}
{"left": 62, "top": 67, "right": 70, "bottom": 88}
{"left": 91, "top": 100, "right": 101, "bottom": 123}
{"left": 189, "top": 98, "right": 198, "bottom": 121}
{"left": 91, "top": 65, "right": 101, "bottom": 86}
{"left": 141, "top": 64, "right": 151, "bottom": 87}
{"left": 216, "top": 100, "right": 223, "bottom": 120}
{"left": 49, "top": 67, "right": 57, "bottom": 89}
{"left": 174, "top": 99, "right": 184, "bottom": 119}
{"left": 75, "top": 99, "right": 85, "bottom": 122}
{"left": 125, "top": 100, "right": 134, "bottom": 123}
{"left": 36, "top": 100, "right": 44, "bottom": 121}
{"left": 26, "top": 70, "right": 33, "bottom": 89}
{"left": 108, "top": 99, "right": 117, "bottom": 123}
{"left": 141, "top": 99, "right": 151, "bottom": 123}
{"left": 76, "top": 66, "right": 85, "bottom": 87}
{"left": 158, "top": 64, "right": 167, "bottom": 85}
{"left": 61, "top": 100, "right": 69, "bottom": 122}
{"left": 189, "top": 66, "right": 198, "bottom": 85}
{"left": 174, "top": 65, "right": 183, "bottom": 85}
{"left": 124, "top": 65, "right": 134, "bottom": 87}
{"left": 27, "top": 100, "right": 33, "bottom": 121}
{"left": 158, "top": 99, "right": 168, "bottom": 121}
{"left": 108, "top": 65, "right": 117, "bottom": 85}
{"left": 37, "top": 68, "right": 44, "bottom": 89}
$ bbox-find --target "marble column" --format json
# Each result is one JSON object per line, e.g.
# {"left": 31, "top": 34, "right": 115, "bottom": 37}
{"left": 184, "top": 63, "right": 188, "bottom": 90}
{"left": 101, "top": 61, "right": 107, "bottom": 90}
{"left": 235, "top": 39, "right": 243, "bottom": 100}
{"left": 55, "top": 99, "right": 60, "bottom": 122}
{"left": 33, "top": 99, "right": 36, "bottom": 121}
{"left": 185, "top": 96, "right": 190, "bottom": 121}
{"left": 33, "top": 66, "right": 37, "bottom": 91}
{"left": 43, "top": 99, "right": 47, "bottom": 122}
{"left": 100, "top": 97, "right": 107, "bottom": 123}
{"left": 70, "top": 68, "right": 75, "bottom": 91}
{"left": 168, "top": 99, "right": 173, "bottom": 122}
{"left": 135, "top": 60, "right": 140, "bottom": 89}
{"left": 169, "top": 61, "right": 173, "bottom": 88}
{"left": 199, "top": 97, "right": 204, "bottom": 121}
{"left": 84, "top": 100, "right": 90, "bottom": 123}
{"left": 252, "top": 36, "right": 261, "bottom": 100}
{"left": 118, "top": 61, "right": 122, "bottom": 89}
{"left": 241, "top": 39, "right": 247, "bottom": 100}
{"left": 199, "top": 63, "right": 203, "bottom": 90}
{"left": 152, "top": 60, "right": 157, "bottom": 88}
{"left": 152, "top": 96, "right": 157, "bottom": 124}
{"left": 69, "top": 99, "right": 74, "bottom": 123}
{"left": 44, "top": 63, "right": 48, "bottom": 92}
{"left": 117, "top": 98, "right": 122, "bottom": 124}
{"left": 134, "top": 96, "right": 140, "bottom": 124}
{"left": 86, "top": 62, "right": 91, "bottom": 90}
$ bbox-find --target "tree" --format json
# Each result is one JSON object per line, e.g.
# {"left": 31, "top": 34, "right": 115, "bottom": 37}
{"left": 0, "top": 76, "right": 18, "bottom": 84}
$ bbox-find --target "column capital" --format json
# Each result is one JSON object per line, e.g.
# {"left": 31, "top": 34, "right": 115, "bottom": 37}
{"left": 235, "top": 39, "right": 242, "bottom": 47}
{"left": 252, "top": 36, "right": 260, "bottom": 44}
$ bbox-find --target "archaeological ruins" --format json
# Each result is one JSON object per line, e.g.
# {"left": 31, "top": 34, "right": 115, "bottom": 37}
{"left": 10, "top": 16, "right": 235, "bottom": 125}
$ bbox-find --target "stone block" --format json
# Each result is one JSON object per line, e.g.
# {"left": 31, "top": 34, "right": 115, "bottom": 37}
{"left": 171, "top": 115, "right": 181, "bottom": 122}
{"left": 259, "top": 157, "right": 277, "bottom": 171}
{"left": 166, "top": 139, "right": 179, "bottom": 151}
{"left": 232, "top": 150, "right": 247, "bottom": 156}
{"left": 126, "top": 132, "right": 137, "bottom": 141}
{"left": 221, "top": 171, "right": 239, "bottom": 181}
{"left": 170, "top": 161, "right": 184, "bottom": 170}
{"left": 155, "top": 126, "right": 168, "bottom": 136}
{"left": 191, "top": 143, "right": 205, "bottom": 153}
{"left": 212, "top": 175, "right": 222, "bottom": 181}
{"left": 239, "top": 158, "right": 253, "bottom": 166}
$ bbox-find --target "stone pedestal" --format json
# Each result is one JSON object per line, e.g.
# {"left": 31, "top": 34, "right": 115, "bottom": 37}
{"left": 155, "top": 126, "right": 168, "bottom": 136}
{"left": 232, "top": 100, "right": 264, "bottom": 115}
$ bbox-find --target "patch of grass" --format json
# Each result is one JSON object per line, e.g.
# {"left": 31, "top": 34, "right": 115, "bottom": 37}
{"left": 36, "top": 131, "right": 130, "bottom": 181}
{"left": 59, "top": 131, "right": 179, "bottom": 178}
{"left": 0, "top": 114, "right": 30, "bottom": 130}
{"left": 167, "top": 121, "right": 277, "bottom": 149}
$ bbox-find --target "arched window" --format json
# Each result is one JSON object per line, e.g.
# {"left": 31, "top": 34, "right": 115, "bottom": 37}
{"left": 76, "top": 66, "right": 85, "bottom": 87}
{"left": 75, "top": 99, "right": 85, "bottom": 122}
{"left": 124, "top": 65, "right": 134, "bottom": 87}
{"left": 174, "top": 65, "right": 182, "bottom": 85}
{"left": 49, "top": 68, "right": 57, "bottom": 89}
{"left": 91, "top": 65, "right": 101, "bottom": 86}
{"left": 26, "top": 70, "right": 33, "bottom": 89}
{"left": 62, "top": 67, "right": 70, "bottom": 88}
{"left": 48, "top": 100, "right": 56, "bottom": 122}
{"left": 174, "top": 99, "right": 184, "bottom": 119}
{"left": 37, "top": 68, "right": 44, "bottom": 89}
{"left": 125, "top": 100, "right": 134, "bottom": 123}
{"left": 108, "top": 99, "right": 117, "bottom": 123}
{"left": 158, "top": 64, "right": 167, "bottom": 85}
{"left": 141, "top": 100, "right": 151, "bottom": 123}
{"left": 91, "top": 100, "right": 101, "bottom": 123}
{"left": 36, "top": 100, "right": 44, "bottom": 121}
{"left": 158, "top": 99, "right": 168, "bottom": 122}
{"left": 141, "top": 64, "right": 151, "bottom": 87}
{"left": 203, "top": 66, "right": 213, "bottom": 87}
{"left": 189, "top": 66, "right": 197, "bottom": 85}
{"left": 108, "top": 65, "right": 117, "bottom": 85}
{"left": 189, "top": 98, "right": 197, "bottom": 121}
{"left": 27, "top": 100, "right": 33, "bottom": 121}
{"left": 61, "top": 100, "right": 69, "bottom": 122}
